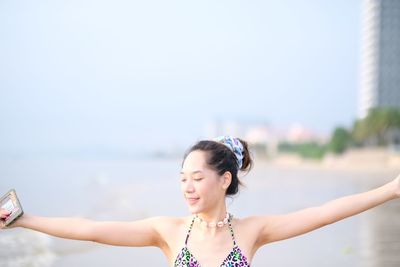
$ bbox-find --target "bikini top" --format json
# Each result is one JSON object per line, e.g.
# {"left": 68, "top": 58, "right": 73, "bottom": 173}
{"left": 173, "top": 214, "right": 250, "bottom": 267}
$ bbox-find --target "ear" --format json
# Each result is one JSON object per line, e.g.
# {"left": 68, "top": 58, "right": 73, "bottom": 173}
{"left": 221, "top": 171, "right": 232, "bottom": 190}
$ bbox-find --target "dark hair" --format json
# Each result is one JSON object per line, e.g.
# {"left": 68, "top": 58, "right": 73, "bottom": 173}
{"left": 182, "top": 138, "right": 253, "bottom": 196}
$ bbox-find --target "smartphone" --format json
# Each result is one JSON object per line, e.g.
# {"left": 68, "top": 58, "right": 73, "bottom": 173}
{"left": 0, "top": 189, "right": 24, "bottom": 226}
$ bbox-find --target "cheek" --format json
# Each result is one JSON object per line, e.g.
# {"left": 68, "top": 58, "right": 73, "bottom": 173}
{"left": 199, "top": 179, "right": 221, "bottom": 196}
{"left": 198, "top": 182, "right": 210, "bottom": 194}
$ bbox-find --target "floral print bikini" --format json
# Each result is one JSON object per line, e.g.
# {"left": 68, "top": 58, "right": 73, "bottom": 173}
{"left": 174, "top": 214, "right": 250, "bottom": 267}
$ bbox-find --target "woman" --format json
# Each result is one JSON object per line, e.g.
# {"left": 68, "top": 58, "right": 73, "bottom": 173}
{"left": 1, "top": 136, "right": 399, "bottom": 266}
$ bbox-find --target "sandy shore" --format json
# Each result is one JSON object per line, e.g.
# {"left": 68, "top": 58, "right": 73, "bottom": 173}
{"left": 262, "top": 148, "right": 400, "bottom": 174}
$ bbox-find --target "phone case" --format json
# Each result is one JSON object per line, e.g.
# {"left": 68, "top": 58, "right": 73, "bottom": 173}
{"left": 0, "top": 189, "right": 24, "bottom": 226}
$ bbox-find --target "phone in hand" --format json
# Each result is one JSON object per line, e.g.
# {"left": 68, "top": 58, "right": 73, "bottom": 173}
{"left": 0, "top": 189, "right": 24, "bottom": 226}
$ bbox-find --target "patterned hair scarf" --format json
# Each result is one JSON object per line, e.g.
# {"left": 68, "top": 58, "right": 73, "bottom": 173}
{"left": 213, "top": 136, "right": 244, "bottom": 169}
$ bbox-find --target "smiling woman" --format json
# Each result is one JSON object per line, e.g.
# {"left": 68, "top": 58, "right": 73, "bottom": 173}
{"left": 1, "top": 135, "right": 400, "bottom": 267}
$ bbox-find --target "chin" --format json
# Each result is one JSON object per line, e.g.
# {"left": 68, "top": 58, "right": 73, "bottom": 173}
{"left": 187, "top": 204, "right": 204, "bottom": 214}
{"left": 187, "top": 206, "right": 200, "bottom": 214}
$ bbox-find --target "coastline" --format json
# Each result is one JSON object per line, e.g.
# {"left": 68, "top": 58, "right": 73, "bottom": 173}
{"left": 258, "top": 148, "right": 400, "bottom": 173}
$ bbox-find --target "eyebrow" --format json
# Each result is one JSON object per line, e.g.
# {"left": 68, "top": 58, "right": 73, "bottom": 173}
{"left": 180, "top": 170, "right": 204, "bottom": 175}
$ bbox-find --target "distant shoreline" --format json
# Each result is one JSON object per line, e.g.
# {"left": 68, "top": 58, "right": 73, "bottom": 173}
{"left": 255, "top": 147, "right": 400, "bottom": 174}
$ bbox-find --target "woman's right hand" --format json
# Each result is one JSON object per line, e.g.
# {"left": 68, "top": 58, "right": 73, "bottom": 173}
{"left": 0, "top": 208, "right": 13, "bottom": 229}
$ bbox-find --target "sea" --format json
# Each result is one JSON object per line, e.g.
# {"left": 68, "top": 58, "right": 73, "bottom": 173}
{"left": 0, "top": 157, "right": 399, "bottom": 267}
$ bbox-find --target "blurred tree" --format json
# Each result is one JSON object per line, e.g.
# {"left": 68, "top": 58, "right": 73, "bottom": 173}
{"left": 329, "top": 127, "right": 352, "bottom": 154}
{"left": 276, "top": 108, "right": 400, "bottom": 160}
{"left": 278, "top": 141, "right": 327, "bottom": 159}
{"left": 351, "top": 107, "right": 400, "bottom": 146}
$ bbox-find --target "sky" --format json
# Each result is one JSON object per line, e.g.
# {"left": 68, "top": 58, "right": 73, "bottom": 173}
{"left": 0, "top": 0, "right": 362, "bottom": 157}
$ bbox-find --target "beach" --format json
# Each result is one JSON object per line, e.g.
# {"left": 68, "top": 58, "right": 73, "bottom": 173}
{"left": 0, "top": 156, "right": 399, "bottom": 266}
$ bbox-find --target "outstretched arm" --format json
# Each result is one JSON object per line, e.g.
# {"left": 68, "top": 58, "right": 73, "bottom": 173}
{"left": 254, "top": 175, "right": 399, "bottom": 247}
{"left": 1, "top": 212, "right": 166, "bottom": 248}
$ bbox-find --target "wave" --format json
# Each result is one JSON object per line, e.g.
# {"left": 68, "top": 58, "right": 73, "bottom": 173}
{"left": 0, "top": 230, "right": 57, "bottom": 267}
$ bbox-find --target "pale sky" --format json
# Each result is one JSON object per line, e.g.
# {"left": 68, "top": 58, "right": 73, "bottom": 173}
{"left": 0, "top": 0, "right": 362, "bottom": 157}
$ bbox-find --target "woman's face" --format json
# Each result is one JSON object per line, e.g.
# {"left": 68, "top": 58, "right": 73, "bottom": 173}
{"left": 180, "top": 150, "right": 229, "bottom": 214}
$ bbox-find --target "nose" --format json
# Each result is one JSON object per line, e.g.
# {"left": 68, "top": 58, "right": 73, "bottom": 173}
{"left": 183, "top": 179, "right": 195, "bottom": 193}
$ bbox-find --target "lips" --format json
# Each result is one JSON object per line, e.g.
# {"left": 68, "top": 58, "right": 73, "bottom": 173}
{"left": 186, "top": 197, "right": 200, "bottom": 205}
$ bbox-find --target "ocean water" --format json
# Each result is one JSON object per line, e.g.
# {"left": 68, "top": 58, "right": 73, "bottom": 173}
{"left": 0, "top": 158, "right": 399, "bottom": 266}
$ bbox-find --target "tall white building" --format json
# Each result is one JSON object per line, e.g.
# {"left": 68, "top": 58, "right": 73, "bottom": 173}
{"left": 358, "top": 0, "right": 400, "bottom": 119}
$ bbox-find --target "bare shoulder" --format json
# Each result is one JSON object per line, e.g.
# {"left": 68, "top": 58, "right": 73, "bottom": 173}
{"left": 149, "top": 216, "right": 192, "bottom": 259}
{"left": 240, "top": 214, "right": 281, "bottom": 234}
{"left": 232, "top": 215, "right": 267, "bottom": 229}
{"left": 151, "top": 216, "right": 192, "bottom": 243}
{"left": 150, "top": 216, "right": 187, "bottom": 229}
{"left": 234, "top": 215, "right": 284, "bottom": 244}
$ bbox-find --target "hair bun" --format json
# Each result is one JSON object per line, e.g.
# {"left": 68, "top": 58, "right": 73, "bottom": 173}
{"left": 237, "top": 138, "right": 253, "bottom": 173}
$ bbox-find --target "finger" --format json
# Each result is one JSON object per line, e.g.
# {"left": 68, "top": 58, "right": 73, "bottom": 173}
{"left": 0, "top": 211, "right": 11, "bottom": 218}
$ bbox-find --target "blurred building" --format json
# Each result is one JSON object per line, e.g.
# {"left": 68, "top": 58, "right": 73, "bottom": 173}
{"left": 204, "top": 119, "right": 328, "bottom": 157}
{"left": 358, "top": 0, "right": 400, "bottom": 119}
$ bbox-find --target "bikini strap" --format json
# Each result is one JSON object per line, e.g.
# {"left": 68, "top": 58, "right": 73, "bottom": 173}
{"left": 184, "top": 216, "right": 196, "bottom": 246}
{"left": 227, "top": 213, "right": 237, "bottom": 247}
